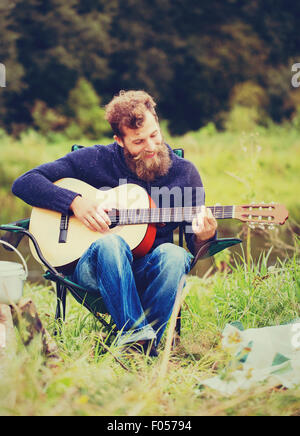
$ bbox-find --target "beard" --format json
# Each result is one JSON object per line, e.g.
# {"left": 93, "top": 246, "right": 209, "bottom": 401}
{"left": 123, "top": 140, "right": 172, "bottom": 182}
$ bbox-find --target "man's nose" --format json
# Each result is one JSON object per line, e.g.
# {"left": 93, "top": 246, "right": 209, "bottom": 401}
{"left": 145, "top": 138, "right": 156, "bottom": 152}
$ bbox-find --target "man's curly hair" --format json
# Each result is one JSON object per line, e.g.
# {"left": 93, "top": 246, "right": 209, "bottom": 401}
{"left": 105, "top": 90, "right": 158, "bottom": 138}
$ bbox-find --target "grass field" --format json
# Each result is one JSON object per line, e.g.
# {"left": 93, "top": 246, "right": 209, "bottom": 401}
{"left": 0, "top": 125, "right": 299, "bottom": 416}
{"left": 0, "top": 250, "right": 299, "bottom": 416}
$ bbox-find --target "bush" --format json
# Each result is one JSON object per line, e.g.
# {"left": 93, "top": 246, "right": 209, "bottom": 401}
{"left": 65, "top": 78, "right": 111, "bottom": 140}
{"left": 198, "top": 121, "right": 217, "bottom": 136}
{"left": 224, "top": 81, "right": 270, "bottom": 132}
{"left": 0, "top": 127, "right": 10, "bottom": 141}
{"left": 31, "top": 101, "right": 68, "bottom": 135}
{"left": 224, "top": 105, "right": 261, "bottom": 132}
{"left": 228, "top": 81, "right": 269, "bottom": 110}
{"left": 31, "top": 79, "right": 111, "bottom": 141}
{"left": 291, "top": 107, "right": 300, "bottom": 130}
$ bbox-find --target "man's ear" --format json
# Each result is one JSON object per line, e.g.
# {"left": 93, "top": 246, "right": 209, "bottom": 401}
{"left": 114, "top": 135, "right": 124, "bottom": 148}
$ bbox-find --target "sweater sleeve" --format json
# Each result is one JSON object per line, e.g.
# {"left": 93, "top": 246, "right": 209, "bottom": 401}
{"left": 12, "top": 147, "right": 98, "bottom": 215}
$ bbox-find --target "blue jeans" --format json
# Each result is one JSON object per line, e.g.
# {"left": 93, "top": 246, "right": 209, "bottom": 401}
{"left": 71, "top": 234, "right": 193, "bottom": 346}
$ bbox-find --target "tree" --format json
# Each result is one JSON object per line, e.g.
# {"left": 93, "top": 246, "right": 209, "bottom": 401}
{"left": 0, "top": 0, "right": 25, "bottom": 129}
{"left": 1, "top": 0, "right": 300, "bottom": 134}
{"left": 7, "top": 0, "right": 113, "bottom": 129}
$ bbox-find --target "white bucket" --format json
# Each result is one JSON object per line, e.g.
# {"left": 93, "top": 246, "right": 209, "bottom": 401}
{"left": 0, "top": 240, "right": 28, "bottom": 305}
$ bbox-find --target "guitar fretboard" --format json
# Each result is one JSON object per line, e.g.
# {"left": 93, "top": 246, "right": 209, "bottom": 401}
{"left": 110, "top": 205, "right": 234, "bottom": 225}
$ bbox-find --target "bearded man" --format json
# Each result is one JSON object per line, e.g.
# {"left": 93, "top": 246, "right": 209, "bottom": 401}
{"left": 12, "top": 90, "right": 217, "bottom": 356}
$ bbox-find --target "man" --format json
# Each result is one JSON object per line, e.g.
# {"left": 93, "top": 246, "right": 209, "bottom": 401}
{"left": 12, "top": 90, "right": 217, "bottom": 356}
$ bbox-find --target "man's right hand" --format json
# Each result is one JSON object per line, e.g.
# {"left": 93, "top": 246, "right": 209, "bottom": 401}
{"left": 70, "top": 196, "right": 112, "bottom": 233}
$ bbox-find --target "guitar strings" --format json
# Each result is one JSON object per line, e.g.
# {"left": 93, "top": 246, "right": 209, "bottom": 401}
{"left": 111, "top": 206, "right": 234, "bottom": 225}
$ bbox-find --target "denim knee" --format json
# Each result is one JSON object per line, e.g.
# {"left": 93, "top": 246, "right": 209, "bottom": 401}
{"left": 151, "top": 243, "right": 193, "bottom": 274}
{"left": 89, "top": 234, "right": 133, "bottom": 264}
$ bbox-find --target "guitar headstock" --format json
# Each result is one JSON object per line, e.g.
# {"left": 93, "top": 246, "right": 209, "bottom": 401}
{"left": 234, "top": 203, "right": 288, "bottom": 229}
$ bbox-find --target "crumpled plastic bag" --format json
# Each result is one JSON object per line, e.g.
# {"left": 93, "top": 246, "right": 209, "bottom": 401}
{"left": 199, "top": 321, "right": 300, "bottom": 395}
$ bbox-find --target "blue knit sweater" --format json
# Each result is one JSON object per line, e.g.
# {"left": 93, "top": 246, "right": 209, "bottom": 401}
{"left": 12, "top": 142, "right": 210, "bottom": 256}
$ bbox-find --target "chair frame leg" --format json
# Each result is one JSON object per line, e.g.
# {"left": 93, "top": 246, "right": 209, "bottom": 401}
{"left": 54, "top": 282, "right": 67, "bottom": 336}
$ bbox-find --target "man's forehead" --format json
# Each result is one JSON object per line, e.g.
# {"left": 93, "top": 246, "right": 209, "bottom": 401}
{"left": 123, "top": 114, "right": 158, "bottom": 139}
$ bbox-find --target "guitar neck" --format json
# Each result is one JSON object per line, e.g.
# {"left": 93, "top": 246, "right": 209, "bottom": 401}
{"left": 112, "top": 205, "right": 234, "bottom": 225}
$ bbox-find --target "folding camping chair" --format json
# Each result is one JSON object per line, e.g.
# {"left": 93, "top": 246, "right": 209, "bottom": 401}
{"left": 0, "top": 145, "right": 242, "bottom": 344}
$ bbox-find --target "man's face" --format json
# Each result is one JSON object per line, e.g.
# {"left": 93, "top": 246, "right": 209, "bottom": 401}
{"left": 114, "top": 110, "right": 171, "bottom": 182}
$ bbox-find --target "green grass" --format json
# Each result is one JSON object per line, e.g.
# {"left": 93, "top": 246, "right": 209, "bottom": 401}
{"left": 167, "top": 126, "right": 300, "bottom": 221}
{"left": 0, "top": 251, "right": 299, "bottom": 416}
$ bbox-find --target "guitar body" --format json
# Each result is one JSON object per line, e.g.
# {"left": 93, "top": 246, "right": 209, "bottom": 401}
{"left": 29, "top": 178, "right": 157, "bottom": 271}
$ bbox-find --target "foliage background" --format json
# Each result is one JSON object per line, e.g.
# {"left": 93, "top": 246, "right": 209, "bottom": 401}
{"left": 1, "top": 0, "right": 300, "bottom": 136}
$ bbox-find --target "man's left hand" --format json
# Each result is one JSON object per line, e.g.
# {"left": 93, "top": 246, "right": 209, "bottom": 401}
{"left": 192, "top": 205, "right": 217, "bottom": 243}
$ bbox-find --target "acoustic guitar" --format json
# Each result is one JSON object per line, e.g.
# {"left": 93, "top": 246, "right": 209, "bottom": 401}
{"left": 28, "top": 178, "right": 288, "bottom": 271}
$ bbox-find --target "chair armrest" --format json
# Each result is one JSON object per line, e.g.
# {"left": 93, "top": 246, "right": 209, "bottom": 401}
{"left": 190, "top": 237, "right": 242, "bottom": 269}
{"left": 0, "top": 222, "right": 59, "bottom": 274}
{"left": 0, "top": 219, "right": 30, "bottom": 251}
